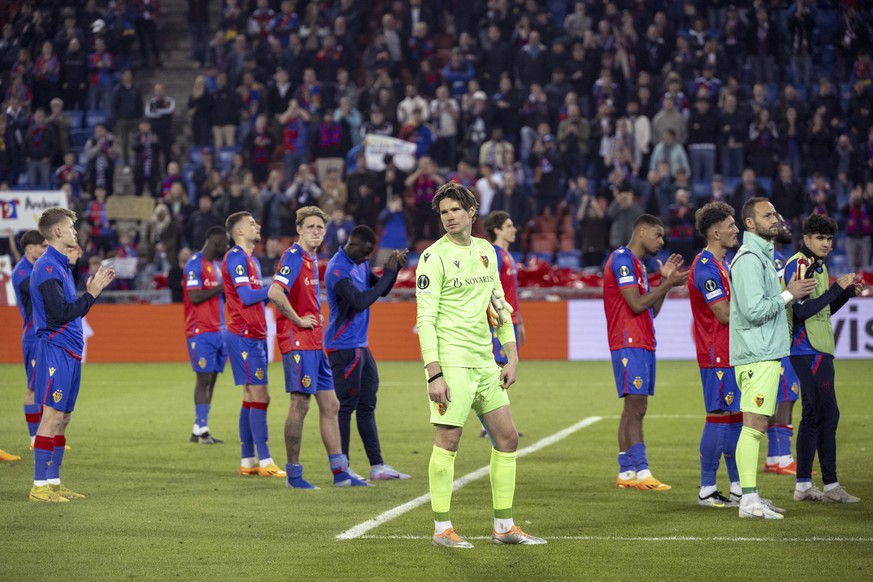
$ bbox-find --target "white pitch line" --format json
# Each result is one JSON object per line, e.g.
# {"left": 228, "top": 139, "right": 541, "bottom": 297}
{"left": 357, "top": 535, "right": 873, "bottom": 544}
{"left": 336, "top": 416, "right": 603, "bottom": 540}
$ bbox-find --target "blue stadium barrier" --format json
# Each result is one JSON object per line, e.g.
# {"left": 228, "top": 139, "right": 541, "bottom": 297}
{"left": 528, "top": 252, "right": 554, "bottom": 265}
{"left": 65, "top": 110, "right": 84, "bottom": 129}
{"left": 85, "top": 110, "right": 108, "bottom": 128}
{"left": 217, "top": 147, "right": 238, "bottom": 172}
{"left": 757, "top": 177, "right": 772, "bottom": 195}
{"left": 692, "top": 180, "right": 710, "bottom": 199}
{"left": 71, "top": 128, "right": 92, "bottom": 148}
{"left": 511, "top": 251, "right": 524, "bottom": 265}
{"left": 556, "top": 250, "right": 582, "bottom": 270}
{"left": 405, "top": 252, "right": 421, "bottom": 267}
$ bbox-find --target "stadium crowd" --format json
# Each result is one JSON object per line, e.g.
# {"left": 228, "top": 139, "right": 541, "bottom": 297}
{"left": 3, "top": 0, "right": 873, "bottom": 293}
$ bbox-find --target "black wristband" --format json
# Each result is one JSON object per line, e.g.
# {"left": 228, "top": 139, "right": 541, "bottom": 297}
{"left": 427, "top": 372, "right": 443, "bottom": 383}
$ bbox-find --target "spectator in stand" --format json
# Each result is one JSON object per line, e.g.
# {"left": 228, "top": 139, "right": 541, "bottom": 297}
{"left": 771, "top": 163, "right": 805, "bottom": 241}
{"left": 805, "top": 111, "right": 835, "bottom": 179}
{"left": 111, "top": 68, "right": 143, "bottom": 168}
{"left": 236, "top": 71, "right": 262, "bottom": 146}
{"left": 648, "top": 129, "right": 690, "bottom": 178}
{"left": 262, "top": 169, "right": 293, "bottom": 237}
{"left": 429, "top": 86, "right": 460, "bottom": 169}
{"left": 516, "top": 29, "right": 549, "bottom": 89}
{"left": 24, "top": 108, "right": 58, "bottom": 187}
{"left": 652, "top": 94, "right": 686, "bottom": 146}
{"left": 406, "top": 21, "right": 434, "bottom": 74}
{"left": 61, "top": 37, "right": 87, "bottom": 112}
{"left": 748, "top": 108, "right": 779, "bottom": 179}
{"left": 607, "top": 189, "right": 643, "bottom": 250}
{"left": 134, "top": 0, "right": 162, "bottom": 68}
{"left": 132, "top": 118, "right": 162, "bottom": 197}
{"left": 146, "top": 203, "right": 179, "bottom": 268}
{"left": 808, "top": 173, "right": 837, "bottom": 217}
{"left": 530, "top": 133, "right": 562, "bottom": 216}
{"left": 405, "top": 155, "right": 444, "bottom": 242}
{"left": 377, "top": 195, "right": 409, "bottom": 266}
{"left": 295, "top": 68, "right": 322, "bottom": 117}
{"left": 480, "top": 127, "right": 515, "bottom": 174}
{"left": 0, "top": 115, "right": 22, "bottom": 186}
{"left": 311, "top": 109, "right": 351, "bottom": 161}
{"left": 459, "top": 89, "right": 489, "bottom": 165}
{"left": 84, "top": 122, "right": 121, "bottom": 196}
{"left": 188, "top": 0, "right": 210, "bottom": 68}
{"left": 491, "top": 171, "right": 532, "bottom": 234}
{"left": 346, "top": 151, "right": 382, "bottom": 224}
{"left": 847, "top": 79, "right": 873, "bottom": 143}
{"left": 335, "top": 97, "right": 362, "bottom": 148}
{"left": 31, "top": 41, "right": 60, "bottom": 112}
{"left": 442, "top": 48, "right": 475, "bottom": 98}
{"left": 788, "top": 0, "right": 815, "bottom": 90}
{"left": 718, "top": 92, "right": 746, "bottom": 179}
{"left": 318, "top": 167, "right": 347, "bottom": 216}
{"left": 557, "top": 103, "right": 590, "bottom": 181}
{"left": 746, "top": 7, "right": 779, "bottom": 85}
{"left": 730, "top": 168, "right": 767, "bottom": 216}
{"left": 165, "top": 181, "right": 192, "bottom": 232}
{"left": 842, "top": 184, "right": 873, "bottom": 271}
{"left": 265, "top": 67, "right": 293, "bottom": 120}
{"left": 277, "top": 98, "right": 311, "bottom": 181}
{"left": 47, "top": 99, "right": 71, "bottom": 162}
{"left": 397, "top": 84, "right": 429, "bottom": 127}
{"left": 145, "top": 83, "right": 175, "bottom": 165}
{"left": 167, "top": 247, "right": 192, "bottom": 303}
{"left": 243, "top": 114, "right": 274, "bottom": 185}
{"left": 160, "top": 161, "right": 183, "bottom": 197}
{"left": 811, "top": 77, "right": 843, "bottom": 132}
{"left": 286, "top": 163, "right": 322, "bottom": 209}
{"left": 187, "top": 195, "right": 224, "bottom": 250}
{"left": 645, "top": 161, "right": 674, "bottom": 220}
{"left": 187, "top": 75, "right": 211, "bottom": 146}
{"left": 215, "top": 176, "right": 262, "bottom": 219}
{"left": 687, "top": 98, "right": 718, "bottom": 182}
{"left": 85, "top": 187, "right": 113, "bottom": 252}
{"left": 360, "top": 106, "right": 394, "bottom": 142}
{"left": 778, "top": 106, "right": 805, "bottom": 180}
{"left": 247, "top": 0, "right": 274, "bottom": 42}
{"left": 476, "top": 163, "right": 503, "bottom": 217}
{"left": 324, "top": 208, "right": 355, "bottom": 256}
{"left": 256, "top": 236, "right": 283, "bottom": 279}
{"left": 666, "top": 188, "right": 697, "bottom": 264}
{"left": 55, "top": 152, "right": 85, "bottom": 200}
{"left": 398, "top": 108, "right": 433, "bottom": 159}
{"left": 208, "top": 72, "right": 240, "bottom": 150}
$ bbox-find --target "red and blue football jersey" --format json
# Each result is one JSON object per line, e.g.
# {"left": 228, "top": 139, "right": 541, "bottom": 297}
{"left": 222, "top": 245, "right": 266, "bottom": 339}
{"left": 494, "top": 246, "right": 520, "bottom": 324}
{"left": 12, "top": 257, "right": 37, "bottom": 340}
{"left": 272, "top": 243, "right": 322, "bottom": 353}
{"left": 689, "top": 249, "right": 731, "bottom": 368}
{"left": 603, "top": 246, "right": 655, "bottom": 351}
{"left": 183, "top": 252, "right": 224, "bottom": 338}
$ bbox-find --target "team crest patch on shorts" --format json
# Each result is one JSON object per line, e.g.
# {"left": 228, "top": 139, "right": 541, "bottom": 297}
{"left": 255, "top": 368, "right": 264, "bottom": 380}
{"left": 198, "top": 357, "right": 207, "bottom": 369}
{"left": 755, "top": 394, "right": 765, "bottom": 407}
{"left": 633, "top": 376, "right": 643, "bottom": 390}
{"left": 716, "top": 370, "right": 724, "bottom": 380}
{"left": 52, "top": 389, "right": 63, "bottom": 403}
{"left": 241, "top": 351, "right": 248, "bottom": 361}
{"left": 302, "top": 375, "right": 311, "bottom": 388}
{"left": 791, "top": 382, "right": 799, "bottom": 394}
{"left": 724, "top": 392, "right": 735, "bottom": 406}
{"left": 293, "top": 354, "right": 301, "bottom": 364}
{"left": 437, "top": 402, "right": 447, "bottom": 416}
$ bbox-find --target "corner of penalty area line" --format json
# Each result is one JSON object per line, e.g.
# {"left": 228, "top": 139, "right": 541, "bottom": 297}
{"left": 335, "top": 416, "right": 604, "bottom": 541}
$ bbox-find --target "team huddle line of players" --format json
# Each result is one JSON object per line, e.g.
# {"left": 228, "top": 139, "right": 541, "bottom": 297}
{"left": 4, "top": 185, "right": 864, "bottom": 544}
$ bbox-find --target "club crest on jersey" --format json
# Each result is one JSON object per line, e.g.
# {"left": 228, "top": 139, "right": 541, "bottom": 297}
{"left": 417, "top": 275, "right": 430, "bottom": 289}
{"left": 437, "top": 402, "right": 447, "bottom": 416}
{"left": 479, "top": 253, "right": 489, "bottom": 269}
{"left": 633, "top": 376, "right": 643, "bottom": 390}
{"left": 49, "top": 367, "right": 56, "bottom": 377}
{"left": 52, "top": 389, "right": 63, "bottom": 403}
{"left": 716, "top": 370, "right": 724, "bottom": 381}
{"left": 241, "top": 351, "right": 248, "bottom": 361}
{"left": 235, "top": 264, "right": 246, "bottom": 276}
{"left": 724, "top": 392, "right": 735, "bottom": 406}
{"left": 198, "top": 357, "right": 206, "bottom": 369}
{"left": 302, "top": 375, "right": 311, "bottom": 388}
{"left": 755, "top": 394, "right": 765, "bottom": 407}
{"left": 255, "top": 368, "right": 264, "bottom": 380}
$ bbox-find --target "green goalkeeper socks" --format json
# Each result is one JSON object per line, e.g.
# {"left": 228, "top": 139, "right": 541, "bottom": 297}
{"left": 490, "top": 448, "right": 517, "bottom": 518}
{"left": 735, "top": 426, "right": 763, "bottom": 493}
{"left": 429, "top": 445, "right": 456, "bottom": 520}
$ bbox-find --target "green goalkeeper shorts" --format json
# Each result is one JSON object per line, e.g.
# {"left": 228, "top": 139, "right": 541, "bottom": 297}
{"left": 428, "top": 366, "right": 510, "bottom": 427}
{"left": 735, "top": 359, "right": 780, "bottom": 417}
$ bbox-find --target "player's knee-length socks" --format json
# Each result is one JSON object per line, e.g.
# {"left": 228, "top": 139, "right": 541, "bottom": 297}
{"left": 724, "top": 417, "right": 742, "bottom": 483}
{"left": 429, "top": 445, "right": 455, "bottom": 521}
{"left": 239, "top": 402, "right": 255, "bottom": 460}
{"left": 33, "top": 435, "right": 54, "bottom": 483}
{"left": 699, "top": 418, "right": 722, "bottom": 487}
{"left": 47, "top": 435, "right": 65, "bottom": 482}
{"left": 490, "top": 448, "right": 516, "bottom": 519}
{"left": 24, "top": 404, "right": 41, "bottom": 439}
{"left": 248, "top": 402, "right": 271, "bottom": 460}
{"left": 736, "top": 427, "right": 763, "bottom": 493}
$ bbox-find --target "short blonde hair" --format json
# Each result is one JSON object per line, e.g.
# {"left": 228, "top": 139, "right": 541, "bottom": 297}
{"left": 296, "top": 206, "right": 329, "bottom": 227}
{"left": 37, "top": 207, "right": 77, "bottom": 240}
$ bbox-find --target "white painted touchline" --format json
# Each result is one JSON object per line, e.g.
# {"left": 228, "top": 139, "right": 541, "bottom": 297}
{"left": 336, "top": 416, "right": 604, "bottom": 540}
{"left": 356, "top": 535, "right": 873, "bottom": 543}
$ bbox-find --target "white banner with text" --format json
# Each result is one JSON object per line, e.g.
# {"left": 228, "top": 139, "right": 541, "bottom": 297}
{"left": 0, "top": 191, "right": 68, "bottom": 231}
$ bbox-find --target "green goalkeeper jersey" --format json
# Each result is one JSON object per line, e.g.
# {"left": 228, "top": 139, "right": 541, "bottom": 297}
{"left": 415, "top": 235, "right": 515, "bottom": 369}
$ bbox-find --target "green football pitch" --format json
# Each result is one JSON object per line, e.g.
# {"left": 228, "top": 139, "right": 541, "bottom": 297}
{"left": 1, "top": 360, "right": 872, "bottom": 581}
